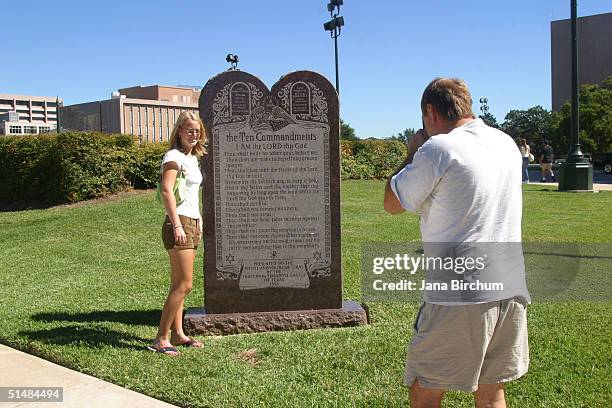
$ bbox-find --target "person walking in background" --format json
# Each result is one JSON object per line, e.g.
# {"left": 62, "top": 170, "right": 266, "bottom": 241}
{"left": 518, "top": 138, "right": 531, "bottom": 183}
{"left": 540, "top": 140, "right": 555, "bottom": 182}
{"left": 148, "top": 112, "right": 207, "bottom": 356}
{"left": 384, "top": 78, "right": 530, "bottom": 408}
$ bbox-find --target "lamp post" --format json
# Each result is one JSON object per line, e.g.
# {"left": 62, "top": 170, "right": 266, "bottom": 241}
{"left": 558, "top": 0, "right": 593, "bottom": 191}
{"left": 323, "top": 0, "right": 345, "bottom": 94}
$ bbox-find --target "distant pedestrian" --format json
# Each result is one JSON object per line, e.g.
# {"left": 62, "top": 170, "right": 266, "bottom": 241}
{"left": 540, "top": 140, "right": 555, "bottom": 182}
{"left": 148, "top": 111, "right": 207, "bottom": 356}
{"left": 518, "top": 138, "right": 531, "bottom": 183}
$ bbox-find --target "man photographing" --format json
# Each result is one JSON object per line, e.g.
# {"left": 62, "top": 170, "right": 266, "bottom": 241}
{"left": 384, "top": 78, "right": 530, "bottom": 408}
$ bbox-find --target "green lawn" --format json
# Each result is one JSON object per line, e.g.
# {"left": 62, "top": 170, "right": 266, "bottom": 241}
{"left": 0, "top": 181, "right": 610, "bottom": 407}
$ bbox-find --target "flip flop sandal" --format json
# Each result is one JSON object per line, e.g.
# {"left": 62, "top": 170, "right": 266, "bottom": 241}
{"left": 175, "top": 338, "right": 203, "bottom": 348}
{"left": 146, "top": 345, "right": 180, "bottom": 355}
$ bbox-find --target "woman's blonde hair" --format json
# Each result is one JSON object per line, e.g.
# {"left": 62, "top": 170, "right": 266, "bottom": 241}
{"left": 168, "top": 111, "right": 207, "bottom": 156}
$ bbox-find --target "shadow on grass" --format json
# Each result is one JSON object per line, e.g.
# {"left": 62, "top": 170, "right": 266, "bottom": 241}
{"left": 18, "top": 325, "right": 149, "bottom": 350}
{"left": 31, "top": 309, "right": 161, "bottom": 327}
{"left": 0, "top": 200, "right": 57, "bottom": 212}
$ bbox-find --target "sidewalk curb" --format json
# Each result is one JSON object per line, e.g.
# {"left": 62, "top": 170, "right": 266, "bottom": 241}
{"left": 0, "top": 344, "right": 179, "bottom": 408}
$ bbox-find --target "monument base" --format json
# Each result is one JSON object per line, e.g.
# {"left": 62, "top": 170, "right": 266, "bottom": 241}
{"left": 184, "top": 301, "right": 368, "bottom": 336}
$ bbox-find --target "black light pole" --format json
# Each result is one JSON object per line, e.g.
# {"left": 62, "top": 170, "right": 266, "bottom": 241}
{"left": 323, "top": 1, "right": 345, "bottom": 94}
{"left": 568, "top": 0, "right": 582, "bottom": 161}
{"left": 558, "top": 0, "right": 593, "bottom": 191}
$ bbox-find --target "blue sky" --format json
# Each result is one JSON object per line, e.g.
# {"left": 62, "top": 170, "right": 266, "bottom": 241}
{"left": 2, "top": 1, "right": 611, "bottom": 138}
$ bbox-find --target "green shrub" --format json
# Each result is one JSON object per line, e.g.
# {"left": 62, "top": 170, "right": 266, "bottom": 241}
{"left": 340, "top": 140, "right": 407, "bottom": 180}
{"left": 0, "top": 135, "right": 57, "bottom": 202}
{"left": 0, "top": 132, "right": 169, "bottom": 205}
{"left": 0, "top": 133, "right": 404, "bottom": 205}
{"left": 48, "top": 132, "right": 132, "bottom": 203}
{"left": 126, "top": 141, "right": 168, "bottom": 189}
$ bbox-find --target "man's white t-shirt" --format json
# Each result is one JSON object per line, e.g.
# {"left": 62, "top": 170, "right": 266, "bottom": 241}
{"left": 161, "top": 149, "right": 202, "bottom": 220}
{"left": 391, "top": 119, "right": 522, "bottom": 243}
{"left": 390, "top": 119, "right": 530, "bottom": 304}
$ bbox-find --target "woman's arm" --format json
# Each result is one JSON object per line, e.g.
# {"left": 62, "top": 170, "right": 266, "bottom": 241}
{"left": 161, "top": 161, "right": 186, "bottom": 244}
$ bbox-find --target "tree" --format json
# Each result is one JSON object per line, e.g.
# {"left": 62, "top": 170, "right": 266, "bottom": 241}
{"left": 389, "top": 128, "right": 416, "bottom": 144}
{"left": 479, "top": 112, "right": 500, "bottom": 129}
{"left": 501, "top": 106, "right": 553, "bottom": 146}
{"left": 340, "top": 118, "right": 358, "bottom": 141}
{"left": 551, "top": 75, "right": 612, "bottom": 154}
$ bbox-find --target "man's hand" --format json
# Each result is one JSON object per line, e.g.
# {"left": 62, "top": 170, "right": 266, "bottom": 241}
{"left": 384, "top": 129, "right": 429, "bottom": 214}
{"left": 407, "top": 129, "right": 429, "bottom": 155}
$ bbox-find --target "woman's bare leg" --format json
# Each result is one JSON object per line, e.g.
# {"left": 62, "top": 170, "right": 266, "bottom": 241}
{"left": 151, "top": 248, "right": 195, "bottom": 354}
{"left": 170, "top": 250, "right": 202, "bottom": 346}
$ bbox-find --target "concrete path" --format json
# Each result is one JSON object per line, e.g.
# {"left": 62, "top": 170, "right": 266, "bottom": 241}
{"left": 527, "top": 182, "right": 612, "bottom": 191}
{"left": 0, "top": 344, "right": 178, "bottom": 408}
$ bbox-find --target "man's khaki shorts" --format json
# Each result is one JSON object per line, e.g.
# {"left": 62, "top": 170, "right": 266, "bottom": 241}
{"left": 404, "top": 297, "right": 529, "bottom": 392}
{"left": 161, "top": 215, "right": 201, "bottom": 250}
{"left": 541, "top": 163, "right": 553, "bottom": 172}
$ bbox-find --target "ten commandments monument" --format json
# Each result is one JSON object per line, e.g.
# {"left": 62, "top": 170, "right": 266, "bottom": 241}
{"left": 184, "top": 70, "right": 367, "bottom": 334}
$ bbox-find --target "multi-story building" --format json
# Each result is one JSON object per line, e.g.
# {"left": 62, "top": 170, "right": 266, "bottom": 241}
{"left": 61, "top": 85, "right": 201, "bottom": 143}
{"left": 0, "top": 94, "right": 61, "bottom": 135}
{"left": 551, "top": 12, "right": 612, "bottom": 111}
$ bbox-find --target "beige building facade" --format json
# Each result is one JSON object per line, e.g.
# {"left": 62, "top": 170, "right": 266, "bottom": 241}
{"left": 0, "top": 94, "right": 62, "bottom": 135}
{"left": 61, "top": 85, "right": 200, "bottom": 143}
{"left": 118, "top": 85, "right": 200, "bottom": 105}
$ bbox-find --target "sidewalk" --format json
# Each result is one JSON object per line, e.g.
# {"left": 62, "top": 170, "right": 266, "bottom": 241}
{"left": 527, "top": 182, "right": 612, "bottom": 191}
{"left": 0, "top": 344, "right": 178, "bottom": 408}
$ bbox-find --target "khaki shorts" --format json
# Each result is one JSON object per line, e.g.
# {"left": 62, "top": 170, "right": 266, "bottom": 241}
{"left": 404, "top": 297, "right": 529, "bottom": 392}
{"left": 161, "top": 215, "right": 201, "bottom": 250}
{"left": 541, "top": 163, "right": 553, "bottom": 172}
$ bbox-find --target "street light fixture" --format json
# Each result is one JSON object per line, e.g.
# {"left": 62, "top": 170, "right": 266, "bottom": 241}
{"left": 479, "top": 98, "right": 489, "bottom": 115}
{"left": 323, "top": 0, "right": 345, "bottom": 94}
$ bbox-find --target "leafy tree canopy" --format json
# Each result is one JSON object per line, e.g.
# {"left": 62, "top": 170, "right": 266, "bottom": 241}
{"left": 389, "top": 128, "right": 416, "bottom": 144}
{"left": 501, "top": 105, "right": 553, "bottom": 146}
{"left": 340, "top": 118, "right": 358, "bottom": 141}
{"left": 479, "top": 112, "right": 500, "bottom": 129}
{"left": 552, "top": 75, "right": 612, "bottom": 154}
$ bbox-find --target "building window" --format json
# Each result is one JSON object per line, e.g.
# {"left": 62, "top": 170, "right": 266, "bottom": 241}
{"left": 152, "top": 107, "right": 156, "bottom": 142}
{"left": 39, "top": 126, "right": 50, "bottom": 133}
{"left": 160, "top": 109, "right": 163, "bottom": 141}
{"left": 130, "top": 106, "right": 134, "bottom": 135}
{"left": 144, "top": 107, "right": 149, "bottom": 138}
{"left": 9, "top": 125, "right": 22, "bottom": 134}
{"left": 166, "top": 107, "right": 170, "bottom": 139}
{"left": 24, "top": 126, "right": 37, "bottom": 134}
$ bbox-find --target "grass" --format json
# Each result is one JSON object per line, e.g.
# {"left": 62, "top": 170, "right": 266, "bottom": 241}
{"left": 0, "top": 181, "right": 610, "bottom": 407}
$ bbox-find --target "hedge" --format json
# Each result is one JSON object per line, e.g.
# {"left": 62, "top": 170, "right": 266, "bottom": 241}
{"left": 0, "top": 133, "right": 406, "bottom": 205}
{"left": 0, "top": 132, "right": 167, "bottom": 205}
{"left": 340, "top": 139, "right": 407, "bottom": 180}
